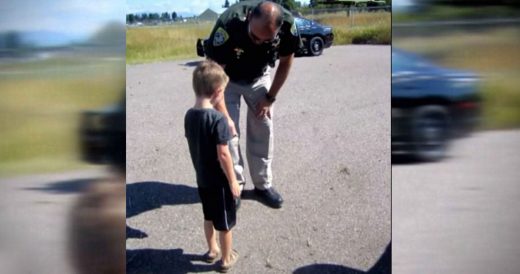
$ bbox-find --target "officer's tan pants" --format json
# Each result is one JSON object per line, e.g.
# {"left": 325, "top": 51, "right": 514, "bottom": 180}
{"left": 225, "top": 73, "right": 273, "bottom": 190}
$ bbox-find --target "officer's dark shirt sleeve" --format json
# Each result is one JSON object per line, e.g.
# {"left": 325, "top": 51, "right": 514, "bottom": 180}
{"left": 279, "top": 20, "right": 301, "bottom": 57}
{"left": 214, "top": 115, "right": 231, "bottom": 145}
{"left": 205, "top": 19, "right": 233, "bottom": 65}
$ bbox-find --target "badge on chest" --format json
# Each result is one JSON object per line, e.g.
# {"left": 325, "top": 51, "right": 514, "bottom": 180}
{"left": 234, "top": 48, "right": 244, "bottom": 59}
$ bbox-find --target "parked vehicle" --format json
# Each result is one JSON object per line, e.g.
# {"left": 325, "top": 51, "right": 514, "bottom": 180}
{"left": 392, "top": 49, "right": 481, "bottom": 161}
{"left": 294, "top": 17, "right": 334, "bottom": 56}
{"left": 79, "top": 93, "right": 125, "bottom": 169}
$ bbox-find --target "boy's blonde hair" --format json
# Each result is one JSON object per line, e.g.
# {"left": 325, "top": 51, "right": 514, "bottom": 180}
{"left": 192, "top": 60, "right": 229, "bottom": 97}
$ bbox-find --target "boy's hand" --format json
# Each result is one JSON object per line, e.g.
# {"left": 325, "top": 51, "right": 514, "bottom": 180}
{"left": 230, "top": 181, "right": 241, "bottom": 199}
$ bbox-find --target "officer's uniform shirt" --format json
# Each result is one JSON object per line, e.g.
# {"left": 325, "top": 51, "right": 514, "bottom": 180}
{"left": 205, "top": 1, "right": 301, "bottom": 83}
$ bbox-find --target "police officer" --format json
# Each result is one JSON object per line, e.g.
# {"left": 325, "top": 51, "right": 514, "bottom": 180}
{"left": 205, "top": 0, "right": 301, "bottom": 208}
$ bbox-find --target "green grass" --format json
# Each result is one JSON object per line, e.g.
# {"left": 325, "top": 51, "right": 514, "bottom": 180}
{"left": 127, "top": 23, "right": 213, "bottom": 64}
{"left": 394, "top": 27, "right": 520, "bottom": 130}
{"left": 480, "top": 74, "right": 520, "bottom": 130}
{"left": 0, "top": 58, "right": 124, "bottom": 177}
{"left": 314, "top": 11, "right": 391, "bottom": 44}
{"left": 126, "top": 12, "right": 391, "bottom": 64}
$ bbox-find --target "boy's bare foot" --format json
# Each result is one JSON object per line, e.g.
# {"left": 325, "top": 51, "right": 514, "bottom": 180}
{"left": 203, "top": 249, "right": 221, "bottom": 263}
{"left": 219, "top": 249, "right": 239, "bottom": 273}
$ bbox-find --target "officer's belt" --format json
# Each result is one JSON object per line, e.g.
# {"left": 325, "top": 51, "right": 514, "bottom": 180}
{"left": 230, "top": 67, "right": 268, "bottom": 85}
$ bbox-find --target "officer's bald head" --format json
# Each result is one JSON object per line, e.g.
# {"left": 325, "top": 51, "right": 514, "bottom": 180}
{"left": 251, "top": 1, "right": 283, "bottom": 28}
{"left": 248, "top": 1, "right": 283, "bottom": 44}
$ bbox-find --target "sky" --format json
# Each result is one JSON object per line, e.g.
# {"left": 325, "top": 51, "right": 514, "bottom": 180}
{"left": 0, "top": 0, "right": 125, "bottom": 37}
{"left": 127, "top": 0, "right": 311, "bottom": 17}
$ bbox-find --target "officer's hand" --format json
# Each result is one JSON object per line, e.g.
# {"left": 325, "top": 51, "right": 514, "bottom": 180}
{"left": 227, "top": 118, "right": 238, "bottom": 137}
{"left": 256, "top": 97, "right": 272, "bottom": 119}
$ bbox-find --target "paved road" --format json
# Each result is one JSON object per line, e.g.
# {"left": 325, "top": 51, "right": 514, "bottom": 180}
{"left": 393, "top": 130, "right": 520, "bottom": 274}
{"left": 0, "top": 169, "right": 109, "bottom": 274}
{"left": 126, "top": 45, "right": 391, "bottom": 273}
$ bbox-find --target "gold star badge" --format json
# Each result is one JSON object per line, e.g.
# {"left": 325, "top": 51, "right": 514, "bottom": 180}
{"left": 234, "top": 48, "right": 244, "bottom": 59}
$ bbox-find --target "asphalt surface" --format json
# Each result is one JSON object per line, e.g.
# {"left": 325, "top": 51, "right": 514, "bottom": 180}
{"left": 0, "top": 169, "right": 110, "bottom": 274}
{"left": 126, "top": 45, "right": 391, "bottom": 273}
{"left": 393, "top": 130, "right": 520, "bottom": 274}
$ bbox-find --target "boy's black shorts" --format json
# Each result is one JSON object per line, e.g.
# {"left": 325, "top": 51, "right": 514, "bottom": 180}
{"left": 198, "top": 185, "right": 236, "bottom": 231}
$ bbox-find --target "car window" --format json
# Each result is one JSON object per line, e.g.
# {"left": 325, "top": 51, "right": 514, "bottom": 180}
{"left": 392, "top": 52, "right": 409, "bottom": 71}
{"left": 296, "top": 18, "right": 311, "bottom": 28}
{"left": 392, "top": 51, "right": 432, "bottom": 71}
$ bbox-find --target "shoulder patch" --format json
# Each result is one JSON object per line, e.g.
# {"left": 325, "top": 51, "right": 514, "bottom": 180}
{"left": 290, "top": 22, "right": 297, "bottom": 36}
{"left": 213, "top": 27, "right": 229, "bottom": 46}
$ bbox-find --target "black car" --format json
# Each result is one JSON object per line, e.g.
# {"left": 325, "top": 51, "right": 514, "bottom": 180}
{"left": 79, "top": 94, "right": 125, "bottom": 169}
{"left": 196, "top": 17, "right": 333, "bottom": 58}
{"left": 392, "top": 49, "right": 481, "bottom": 161}
{"left": 294, "top": 17, "right": 334, "bottom": 56}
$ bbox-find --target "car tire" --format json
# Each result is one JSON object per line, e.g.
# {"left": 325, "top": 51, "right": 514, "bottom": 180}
{"left": 309, "top": 36, "right": 324, "bottom": 56}
{"left": 411, "top": 105, "right": 451, "bottom": 162}
{"left": 196, "top": 38, "right": 205, "bottom": 57}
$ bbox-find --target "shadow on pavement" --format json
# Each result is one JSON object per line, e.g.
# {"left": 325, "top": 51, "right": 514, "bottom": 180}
{"left": 127, "top": 225, "right": 148, "bottom": 239}
{"left": 391, "top": 154, "right": 419, "bottom": 165}
{"left": 294, "top": 264, "right": 364, "bottom": 274}
{"left": 22, "top": 178, "right": 97, "bottom": 194}
{"left": 240, "top": 189, "right": 261, "bottom": 200}
{"left": 126, "top": 182, "right": 208, "bottom": 273}
{"left": 182, "top": 61, "right": 202, "bottom": 67}
{"left": 392, "top": 154, "right": 455, "bottom": 165}
{"left": 126, "top": 181, "right": 199, "bottom": 218}
{"left": 293, "top": 242, "right": 391, "bottom": 274}
{"left": 126, "top": 248, "right": 215, "bottom": 274}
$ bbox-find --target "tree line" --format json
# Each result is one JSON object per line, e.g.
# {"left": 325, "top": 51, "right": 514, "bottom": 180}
{"left": 126, "top": 0, "right": 396, "bottom": 25}
{"left": 126, "top": 12, "right": 181, "bottom": 24}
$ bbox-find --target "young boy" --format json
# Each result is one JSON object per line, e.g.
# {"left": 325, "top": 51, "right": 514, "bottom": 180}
{"left": 184, "top": 60, "right": 241, "bottom": 272}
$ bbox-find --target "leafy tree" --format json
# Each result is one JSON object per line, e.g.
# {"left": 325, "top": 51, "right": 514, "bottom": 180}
{"left": 161, "top": 12, "right": 171, "bottom": 21}
{"left": 271, "top": 0, "right": 298, "bottom": 10}
{"left": 5, "top": 31, "right": 21, "bottom": 49}
{"left": 172, "top": 12, "right": 178, "bottom": 21}
{"left": 126, "top": 14, "right": 136, "bottom": 24}
{"left": 224, "top": 0, "right": 230, "bottom": 7}
{"left": 285, "top": 0, "right": 298, "bottom": 10}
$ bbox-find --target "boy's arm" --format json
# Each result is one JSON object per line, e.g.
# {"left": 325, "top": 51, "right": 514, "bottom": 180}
{"left": 214, "top": 98, "right": 237, "bottom": 137}
{"left": 217, "top": 143, "right": 241, "bottom": 198}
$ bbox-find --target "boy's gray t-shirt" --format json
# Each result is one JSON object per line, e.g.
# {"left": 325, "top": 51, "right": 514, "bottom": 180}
{"left": 184, "top": 108, "right": 231, "bottom": 188}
